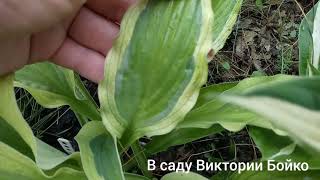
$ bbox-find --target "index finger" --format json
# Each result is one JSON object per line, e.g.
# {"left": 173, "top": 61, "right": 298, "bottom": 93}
{"left": 85, "top": 0, "right": 136, "bottom": 23}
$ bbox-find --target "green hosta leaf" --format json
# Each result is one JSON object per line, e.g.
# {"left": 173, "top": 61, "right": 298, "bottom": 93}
{"left": 146, "top": 125, "right": 224, "bottom": 154}
{"left": 161, "top": 172, "right": 208, "bottom": 180}
{"left": 0, "top": 142, "right": 87, "bottom": 180}
{"left": 15, "top": 62, "right": 100, "bottom": 122}
{"left": 249, "top": 127, "right": 320, "bottom": 169}
{"left": 76, "top": 121, "right": 124, "bottom": 180}
{"left": 99, "top": 0, "right": 213, "bottom": 146}
{"left": 211, "top": 0, "right": 243, "bottom": 54}
{"left": 299, "top": 3, "right": 319, "bottom": 75}
{"left": 222, "top": 77, "right": 320, "bottom": 152}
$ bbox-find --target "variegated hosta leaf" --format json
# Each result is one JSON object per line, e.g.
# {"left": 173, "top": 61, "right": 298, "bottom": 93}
{"left": 0, "top": 75, "right": 85, "bottom": 179}
{"left": 212, "top": 167, "right": 320, "bottom": 179}
{"left": 147, "top": 75, "right": 320, "bottom": 168}
{"left": 15, "top": 62, "right": 100, "bottom": 122}
{"left": 249, "top": 127, "right": 320, "bottom": 169}
{"left": 298, "top": 2, "right": 319, "bottom": 75}
{"left": 36, "top": 140, "right": 82, "bottom": 171}
{"left": 146, "top": 125, "right": 223, "bottom": 154}
{"left": 221, "top": 77, "right": 320, "bottom": 153}
{"left": 99, "top": 0, "right": 213, "bottom": 146}
{"left": 225, "top": 168, "right": 320, "bottom": 180}
{"left": 0, "top": 75, "right": 36, "bottom": 159}
{"left": 76, "top": 121, "right": 124, "bottom": 180}
{"left": 0, "top": 142, "right": 87, "bottom": 180}
{"left": 145, "top": 75, "right": 292, "bottom": 154}
{"left": 161, "top": 172, "right": 208, "bottom": 180}
{"left": 178, "top": 75, "right": 293, "bottom": 132}
{"left": 313, "top": 4, "right": 320, "bottom": 69}
{"left": 211, "top": 0, "right": 243, "bottom": 54}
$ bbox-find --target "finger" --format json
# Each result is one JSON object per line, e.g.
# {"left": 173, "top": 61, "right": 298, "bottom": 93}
{"left": 0, "top": 0, "right": 85, "bottom": 36}
{"left": 69, "top": 7, "right": 119, "bottom": 56}
{"left": 29, "top": 6, "right": 79, "bottom": 63}
{"left": 85, "top": 0, "right": 136, "bottom": 22}
{"left": 29, "top": 23, "right": 67, "bottom": 63}
{"left": 52, "top": 38, "right": 105, "bottom": 83}
{"left": 0, "top": 35, "right": 30, "bottom": 75}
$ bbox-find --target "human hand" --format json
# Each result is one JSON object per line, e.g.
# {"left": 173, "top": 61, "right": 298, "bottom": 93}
{"left": 0, "top": 0, "right": 135, "bottom": 83}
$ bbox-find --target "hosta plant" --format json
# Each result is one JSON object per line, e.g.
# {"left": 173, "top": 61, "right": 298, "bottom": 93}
{"left": 1, "top": 0, "right": 320, "bottom": 179}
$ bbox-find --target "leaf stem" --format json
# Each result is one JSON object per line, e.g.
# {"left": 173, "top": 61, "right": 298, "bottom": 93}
{"left": 131, "top": 141, "right": 153, "bottom": 178}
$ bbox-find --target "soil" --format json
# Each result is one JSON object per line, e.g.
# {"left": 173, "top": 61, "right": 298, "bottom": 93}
{"left": 208, "top": 0, "right": 316, "bottom": 85}
{"left": 18, "top": 0, "right": 318, "bottom": 178}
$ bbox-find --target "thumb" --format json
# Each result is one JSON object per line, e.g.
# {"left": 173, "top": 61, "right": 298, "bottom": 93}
{"left": 0, "top": 0, "right": 86, "bottom": 37}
